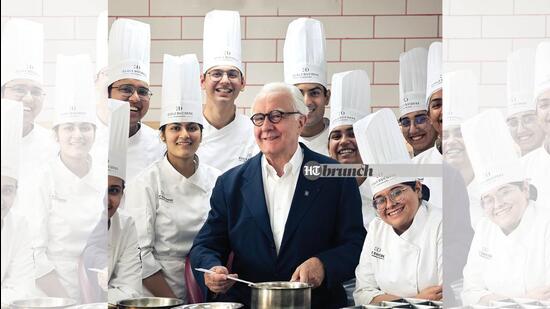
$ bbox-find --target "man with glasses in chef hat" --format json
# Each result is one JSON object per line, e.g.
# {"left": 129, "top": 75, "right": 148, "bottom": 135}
{"left": 1, "top": 18, "right": 57, "bottom": 192}
{"left": 284, "top": 18, "right": 331, "bottom": 156}
{"left": 105, "top": 18, "right": 165, "bottom": 182}
{"left": 196, "top": 10, "right": 258, "bottom": 173}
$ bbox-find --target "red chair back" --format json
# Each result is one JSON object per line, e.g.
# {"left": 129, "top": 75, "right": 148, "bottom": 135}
{"left": 185, "top": 256, "right": 204, "bottom": 303}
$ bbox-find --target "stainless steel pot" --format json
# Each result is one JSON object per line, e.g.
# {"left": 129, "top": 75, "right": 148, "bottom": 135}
{"left": 117, "top": 298, "right": 184, "bottom": 309}
{"left": 250, "top": 281, "right": 312, "bottom": 309}
{"left": 67, "top": 303, "right": 108, "bottom": 309}
{"left": 10, "top": 298, "right": 77, "bottom": 309}
{"left": 177, "top": 303, "right": 243, "bottom": 309}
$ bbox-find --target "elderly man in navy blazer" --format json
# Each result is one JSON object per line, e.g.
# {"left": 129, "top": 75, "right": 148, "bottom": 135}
{"left": 189, "top": 82, "right": 366, "bottom": 308}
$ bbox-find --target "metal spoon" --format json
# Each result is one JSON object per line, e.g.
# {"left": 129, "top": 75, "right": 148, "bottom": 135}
{"left": 195, "top": 268, "right": 257, "bottom": 287}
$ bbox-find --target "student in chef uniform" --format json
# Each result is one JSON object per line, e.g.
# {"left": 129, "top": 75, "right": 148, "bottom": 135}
{"left": 284, "top": 18, "right": 331, "bottom": 156}
{"left": 442, "top": 70, "right": 483, "bottom": 229}
{"left": 106, "top": 18, "right": 165, "bottom": 182}
{"left": 196, "top": 10, "right": 258, "bottom": 172}
{"left": 414, "top": 42, "right": 443, "bottom": 163}
{"left": 29, "top": 55, "right": 106, "bottom": 302}
{"left": 461, "top": 110, "right": 550, "bottom": 305}
{"left": 1, "top": 100, "right": 36, "bottom": 306}
{"left": 505, "top": 49, "right": 544, "bottom": 157}
{"left": 353, "top": 109, "right": 443, "bottom": 305}
{"left": 398, "top": 48, "right": 438, "bottom": 158}
{"left": 125, "top": 54, "right": 221, "bottom": 302}
{"left": 1, "top": 18, "right": 57, "bottom": 191}
{"left": 327, "top": 70, "right": 375, "bottom": 229}
{"left": 106, "top": 100, "right": 142, "bottom": 304}
{"left": 521, "top": 41, "right": 550, "bottom": 210}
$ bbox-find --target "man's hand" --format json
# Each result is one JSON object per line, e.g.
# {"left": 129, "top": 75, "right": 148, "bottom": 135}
{"left": 416, "top": 285, "right": 443, "bottom": 301}
{"left": 204, "top": 266, "right": 237, "bottom": 294}
{"left": 290, "top": 257, "right": 325, "bottom": 288}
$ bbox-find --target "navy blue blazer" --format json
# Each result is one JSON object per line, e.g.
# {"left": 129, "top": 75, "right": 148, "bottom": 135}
{"left": 189, "top": 143, "right": 366, "bottom": 309}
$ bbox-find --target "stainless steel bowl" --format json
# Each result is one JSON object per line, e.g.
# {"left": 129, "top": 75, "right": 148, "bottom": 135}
{"left": 117, "top": 298, "right": 184, "bottom": 309}
{"left": 67, "top": 303, "right": 107, "bottom": 309}
{"left": 177, "top": 303, "right": 243, "bottom": 309}
{"left": 10, "top": 298, "right": 78, "bottom": 309}
{"left": 250, "top": 281, "right": 312, "bottom": 309}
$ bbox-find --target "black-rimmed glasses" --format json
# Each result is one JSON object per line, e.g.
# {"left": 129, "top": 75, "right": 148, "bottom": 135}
{"left": 250, "top": 110, "right": 302, "bottom": 127}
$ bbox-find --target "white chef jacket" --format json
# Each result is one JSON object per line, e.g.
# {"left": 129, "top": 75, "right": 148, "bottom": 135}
{"left": 261, "top": 147, "right": 303, "bottom": 254}
{"left": 27, "top": 156, "right": 105, "bottom": 302}
{"left": 1, "top": 210, "right": 36, "bottom": 306}
{"left": 412, "top": 146, "right": 442, "bottom": 209}
{"left": 354, "top": 202, "right": 442, "bottom": 305}
{"left": 299, "top": 118, "right": 330, "bottom": 156}
{"left": 197, "top": 114, "right": 258, "bottom": 173}
{"left": 127, "top": 123, "right": 166, "bottom": 182}
{"left": 18, "top": 124, "right": 58, "bottom": 191}
{"left": 359, "top": 181, "right": 376, "bottom": 231}
{"left": 521, "top": 146, "right": 550, "bottom": 209}
{"left": 461, "top": 203, "right": 550, "bottom": 305}
{"left": 108, "top": 211, "right": 142, "bottom": 304}
{"left": 125, "top": 156, "right": 221, "bottom": 301}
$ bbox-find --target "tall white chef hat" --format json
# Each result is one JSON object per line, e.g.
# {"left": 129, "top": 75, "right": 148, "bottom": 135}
{"left": 1, "top": 18, "right": 44, "bottom": 86}
{"left": 329, "top": 70, "right": 371, "bottom": 132}
{"left": 461, "top": 109, "right": 523, "bottom": 195}
{"left": 399, "top": 47, "right": 428, "bottom": 117}
{"left": 53, "top": 54, "right": 97, "bottom": 127}
{"left": 202, "top": 10, "right": 243, "bottom": 74}
{"left": 107, "top": 18, "right": 151, "bottom": 86}
{"left": 426, "top": 42, "right": 442, "bottom": 105}
{"left": 354, "top": 109, "right": 422, "bottom": 196}
{"left": 533, "top": 41, "right": 550, "bottom": 102}
{"left": 161, "top": 54, "right": 203, "bottom": 127}
{"left": 283, "top": 18, "right": 327, "bottom": 87}
{"left": 443, "top": 70, "right": 479, "bottom": 128}
{"left": 506, "top": 48, "right": 536, "bottom": 117}
{"left": 1, "top": 99, "right": 23, "bottom": 180}
{"left": 108, "top": 99, "right": 129, "bottom": 181}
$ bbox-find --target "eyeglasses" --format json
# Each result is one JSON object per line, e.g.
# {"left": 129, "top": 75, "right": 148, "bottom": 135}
{"left": 206, "top": 69, "right": 241, "bottom": 82}
{"left": 506, "top": 114, "right": 538, "bottom": 128}
{"left": 480, "top": 185, "right": 520, "bottom": 209}
{"left": 372, "top": 186, "right": 411, "bottom": 211}
{"left": 399, "top": 114, "right": 429, "bottom": 128}
{"left": 4, "top": 85, "right": 45, "bottom": 99}
{"left": 111, "top": 84, "right": 152, "bottom": 100}
{"left": 250, "top": 110, "right": 302, "bottom": 127}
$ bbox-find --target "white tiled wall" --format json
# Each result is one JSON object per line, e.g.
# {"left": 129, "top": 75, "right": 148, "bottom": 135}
{"left": 109, "top": 0, "right": 442, "bottom": 125}
{"left": 444, "top": 0, "right": 550, "bottom": 110}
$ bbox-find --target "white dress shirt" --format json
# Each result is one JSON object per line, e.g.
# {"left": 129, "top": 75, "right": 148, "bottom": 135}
{"left": 261, "top": 146, "right": 304, "bottom": 254}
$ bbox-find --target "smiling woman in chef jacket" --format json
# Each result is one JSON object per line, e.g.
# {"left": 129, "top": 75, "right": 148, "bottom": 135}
{"left": 125, "top": 54, "right": 221, "bottom": 302}
{"left": 1, "top": 100, "right": 36, "bottom": 306}
{"left": 352, "top": 109, "right": 443, "bottom": 305}
{"left": 461, "top": 110, "right": 550, "bottom": 305}
{"left": 327, "top": 69, "right": 375, "bottom": 230}
{"left": 28, "top": 54, "right": 106, "bottom": 302}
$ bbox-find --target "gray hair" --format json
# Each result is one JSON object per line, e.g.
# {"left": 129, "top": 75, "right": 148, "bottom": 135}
{"left": 252, "top": 82, "right": 309, "bottom": 115}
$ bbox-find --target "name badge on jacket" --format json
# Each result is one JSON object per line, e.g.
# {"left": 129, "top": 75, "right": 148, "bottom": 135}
{"left": 371, "top": 246, "right": 385, "bottom": 260}
{"left": 158, "top": 191, "right": 173, "bottom": 203}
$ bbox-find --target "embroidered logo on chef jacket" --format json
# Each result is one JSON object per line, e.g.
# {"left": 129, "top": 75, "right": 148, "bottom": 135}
{"left": 371, "top": 246, "right": 385, "bottom": 260}
{"left": 50, "top": 192, "right": 67, "bottom": 203}
{"left": 158, "top": 190, "right": 173, "bottom": 203}
{"left": 479, "top": 246, "right": 492, "bottom": 260}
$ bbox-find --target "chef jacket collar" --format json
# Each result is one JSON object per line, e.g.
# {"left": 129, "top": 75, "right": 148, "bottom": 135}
{"left": 399, "top": 200, "right": 430, "bottom": 241}
{"left": 53, "top": 155, "right": 107, "bottom": 193}
{"left": 160, "top": 155, "right": 211, "bottom": 192}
